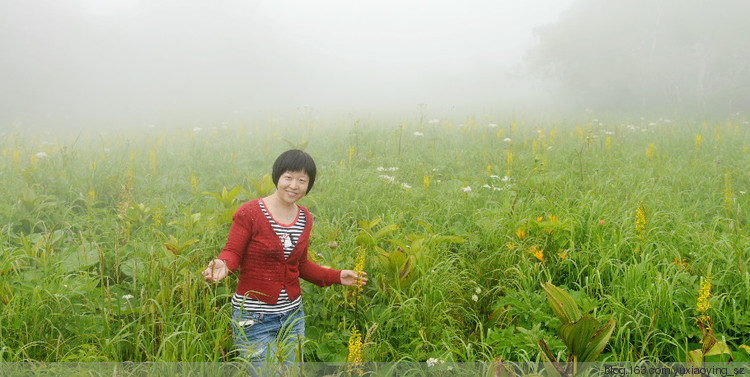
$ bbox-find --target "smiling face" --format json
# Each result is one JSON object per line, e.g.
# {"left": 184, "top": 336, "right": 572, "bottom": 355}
{"left": 274, "top": 170, "right": 310, "bottom": 205}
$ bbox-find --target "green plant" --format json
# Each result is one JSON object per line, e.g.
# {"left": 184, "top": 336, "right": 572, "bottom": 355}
{"left": 537, "top": 282, "right": 615, "bottom": 376}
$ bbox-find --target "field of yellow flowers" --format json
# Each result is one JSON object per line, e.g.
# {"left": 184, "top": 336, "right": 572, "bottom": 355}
{"left": 1, "top": 114, "right": 749, "bottom": 363}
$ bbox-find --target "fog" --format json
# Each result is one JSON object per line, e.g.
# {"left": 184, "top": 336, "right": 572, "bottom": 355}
{"left": 1, "top": 0, "right": 748, "bottom": 131}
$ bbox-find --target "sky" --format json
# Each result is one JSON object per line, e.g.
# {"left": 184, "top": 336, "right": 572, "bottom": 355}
{"left": 0, "top": 0, "right": 576, "bottom": 129}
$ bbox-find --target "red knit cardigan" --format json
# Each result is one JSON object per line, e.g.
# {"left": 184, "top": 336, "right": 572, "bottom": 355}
{"left": 217, "top": 199, "right": 341, "bottom": 305}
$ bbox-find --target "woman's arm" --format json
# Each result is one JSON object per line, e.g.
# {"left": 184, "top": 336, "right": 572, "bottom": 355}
{"left": 202, "top": 203, "right": 253, "bottom": 282}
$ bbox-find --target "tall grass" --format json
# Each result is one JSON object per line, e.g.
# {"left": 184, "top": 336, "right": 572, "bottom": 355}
{"left": 1, "top": 115, "right": 748, "bottom": 362}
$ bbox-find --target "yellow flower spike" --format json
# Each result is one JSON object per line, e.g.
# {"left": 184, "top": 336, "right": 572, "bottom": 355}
{"left": 696, "top": 275, "right": 712, "bottom": 327}
{"left": 423, "top": 174, "right": 430, "bottom": 188}
{"left": 190, "top": 173, "right": 197, "bottom": 193}
{"left": 646, "top": 142, "right": 655, "bottom": 159}
{"left": 635, "top": 202, "right": 646, "bottom": 242}
{"left": 347, "top": 327, "right": 363, "bottom": 369}
{"left": 695, "top": 134, "right": 702, "bottom": 150}
{"left": 605, "top": 136, "right": 611, "bottom": 150}
{"left": 507, "top": 150, "right": 513, "bottom": 169}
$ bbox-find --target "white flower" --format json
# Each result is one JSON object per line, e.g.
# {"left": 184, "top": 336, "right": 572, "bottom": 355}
{"left": 471, "top": 294, "right": 478, "bottom": 302}
{"left": 193, "top": 127, "right": 202, "bottom": 132}
{"left": 146, "top": 124, "right": 156, "bottom": 128}
{"left": 547, "top": 146, "right": 553, "bottom": 150}
{"left": 489, "top": 174, "right": 500, "bottom": 179}
{"left": 501, "top": 176, "right": 510, "bottom": 182}
{"left": 475, "top": 287, "right": 482, "bottom": 294}
{"left": 35, "top": 152, "right": 48, "bottom": 158}
{"left": 740, "top": 191, "right": 746, "bottom": 195}
{"left": 377, "top": 167, "right": 398, "bottom": 172}
{"left": 413, "top": 131, "right": 424, "bottom": 137}
{"left": 379, "top": 175, "right": 395, "bottom": 182}
{"left": 503, "top": 138, "right": 511, "bottom": 142}
{"left": 461, "top": 186, "right": 471, "bottom": 192}
{"left": 487, "top": 123, "right": 498, "bottom": 128}
{"left": 103, "top": 148, "right": 110, "bottom": 153}
{"left": 428, "top": 119, "right": 439, "bottom": 125}
{"left": 482, "top": 184, "right": 491, "bottom": 189}
{"left": 426, "top": 358, "right": 443, "bottom": 367}
{"left": 401, "top": 183, "right": 411, "bottom": 189}
{"left": 122, "top": 294, "right": 134, "bottom": 300}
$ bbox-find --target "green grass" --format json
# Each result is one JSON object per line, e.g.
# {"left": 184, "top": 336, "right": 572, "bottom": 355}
{"left": 1, "top": 115, "right": 749, "bottom": 362}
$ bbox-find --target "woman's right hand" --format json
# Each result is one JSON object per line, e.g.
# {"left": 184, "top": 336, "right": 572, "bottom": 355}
{"left": 202, "top": 259, "right": 229, "bottom": 283}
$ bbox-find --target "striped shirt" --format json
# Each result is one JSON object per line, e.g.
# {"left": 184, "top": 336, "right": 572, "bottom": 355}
{"left": 231, "top": 200, "right": 305, "bottom": 313}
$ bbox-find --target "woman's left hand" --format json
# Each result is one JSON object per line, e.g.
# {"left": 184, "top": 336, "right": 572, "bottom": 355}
{"left": 340, "top": 270, "right": 368, "bottom": 287}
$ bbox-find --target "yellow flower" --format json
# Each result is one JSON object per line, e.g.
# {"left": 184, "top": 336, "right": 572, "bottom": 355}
{"left": 423, "top": 174, "right": 430, "bottom": 188}
{"left": 635, "top": 202, "right": 646, "bottom": 243}
{"left": 696, "top": 275, "right": 711, "bottom": 314}
{"left": 646, "top": 142, "right": 655, "bottom": 159}
{"left": 557, "top": 250, "right": 568, "bottom": 259}
{"left": 507, "top": 150, "right": 513, "bottom": 169}
{"left": 347, "top": 327, "right": 362, "bottom": 363}
{"left": 548, "top": 215, "right": 557, "bottom": 223}
{"left": 528, "top": 246, "right": 544, "bottom": 263}
{"left": 515, "top": 229, "right": 525, "bottom": 240}
{"left": 190, "top": 173, "right": 197, "bottom": 193}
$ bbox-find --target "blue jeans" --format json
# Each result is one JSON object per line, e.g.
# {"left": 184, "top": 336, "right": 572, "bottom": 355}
{"left": 231, "top": 304, "right": 306, "bottom": 365}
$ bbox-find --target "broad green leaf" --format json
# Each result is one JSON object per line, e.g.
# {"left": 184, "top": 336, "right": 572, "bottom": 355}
{"left": 541, "top": 282, "right": 582, "bottom": 324}
{"left": 557, "top": 315, "right": 599, "bottom": 358}
{"left": 59, "top": 243, "right": 100, "bottom": 273}
{"left": 537, "top": 340, "right": 562, "bottom": 377}
{"left": 374, "top": 224, "right": 399, "bottom": 240}
{"left": 579, "top": 318, "right": 615, "bottom": 362}
{"left": 686, "top": 349, "right": 703, "bottom": 363}
{"left": 368, "top": 217, "right": 382, "bottom": 229}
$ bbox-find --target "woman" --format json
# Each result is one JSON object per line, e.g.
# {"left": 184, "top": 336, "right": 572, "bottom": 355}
{"left": 202, "top": 149, "right": 366, "bottom": 363}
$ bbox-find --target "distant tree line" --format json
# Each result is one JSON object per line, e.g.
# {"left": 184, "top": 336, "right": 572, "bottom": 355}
{"left": 527, "top": 0, "right": 750, "bottom": 115}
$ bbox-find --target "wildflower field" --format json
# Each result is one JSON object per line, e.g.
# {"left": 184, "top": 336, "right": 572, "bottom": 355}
{"left": 1, "top": 114, "right": 749, "bottom": 363}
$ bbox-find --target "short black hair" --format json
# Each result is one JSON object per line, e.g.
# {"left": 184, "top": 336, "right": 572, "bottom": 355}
{"left": 272, "top": 149, "right": 316, "bottom": 193}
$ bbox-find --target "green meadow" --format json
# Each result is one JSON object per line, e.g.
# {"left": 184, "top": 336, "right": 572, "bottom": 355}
{"left": 1, "top": 114, "right": 749, "bottom": 363}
